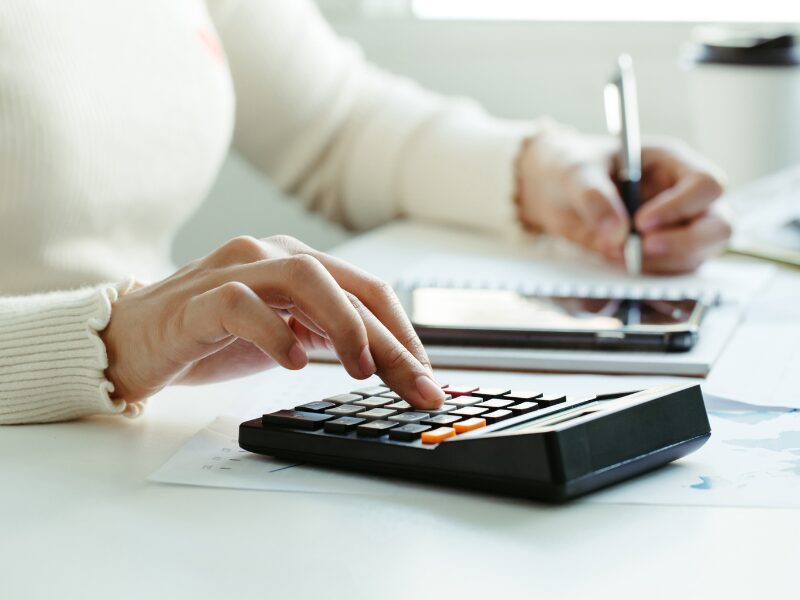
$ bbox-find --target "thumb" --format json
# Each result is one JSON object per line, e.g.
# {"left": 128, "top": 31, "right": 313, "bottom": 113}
{"left": 567, "top": 166, "right": 630, "bottom": 249}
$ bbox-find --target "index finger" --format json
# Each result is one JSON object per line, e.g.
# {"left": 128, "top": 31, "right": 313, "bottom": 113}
{"left": 270, "top": 236, "right": 433, "bottom": 373}
{"left": 227, "top": 255, "right": 374, "bottom": 380}
{"left": 348, "top": 294, "right": 445, "bottom": 410}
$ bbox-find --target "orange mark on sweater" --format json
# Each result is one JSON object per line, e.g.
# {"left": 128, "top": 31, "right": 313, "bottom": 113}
{"left": 197, "top": 29, "right": 226, "bottom": 62}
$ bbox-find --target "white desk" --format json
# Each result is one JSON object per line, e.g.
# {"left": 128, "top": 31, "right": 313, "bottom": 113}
{"left": 2, "top": 224, "right": 800, "bottom": 599}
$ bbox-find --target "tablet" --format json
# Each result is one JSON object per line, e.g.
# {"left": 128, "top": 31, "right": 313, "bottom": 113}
{"left": 398, "top": 286, "right": 709, "bottom": 352}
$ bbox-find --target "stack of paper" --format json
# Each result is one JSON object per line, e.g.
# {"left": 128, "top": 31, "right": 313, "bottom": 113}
{"left": 316, "top": 222, "right": 776, "bottom": 376}
{"left": 728, "top": 164, "right": 800, "bottom": 266}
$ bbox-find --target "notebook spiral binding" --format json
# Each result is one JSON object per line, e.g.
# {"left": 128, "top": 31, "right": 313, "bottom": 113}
{"left": 394, "top": 278, "right": 721, "bottom": 307}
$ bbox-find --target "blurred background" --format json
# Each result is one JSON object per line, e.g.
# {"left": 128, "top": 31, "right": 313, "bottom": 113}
{"left": 172, "top": 0, "right": 800, "bottom": 265}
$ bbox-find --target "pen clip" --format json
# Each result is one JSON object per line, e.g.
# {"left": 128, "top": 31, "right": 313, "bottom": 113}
{"left": 604, "top": 83, "right": 622, "bottom": 136}
{"left": 614, "top": 54, "right": 642, "bottom": 183}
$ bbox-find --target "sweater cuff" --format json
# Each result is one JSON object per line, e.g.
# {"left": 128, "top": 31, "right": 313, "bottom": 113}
{"left": 0, "top": 279, "right": 143, "bottom": 424}
{"left": 398, "top": 102, "right": 543, "bottom": 234}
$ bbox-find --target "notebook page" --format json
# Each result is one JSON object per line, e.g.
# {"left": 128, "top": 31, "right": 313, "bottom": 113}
{"left": 396, "top": 253, "right": 772, "bottom": 306}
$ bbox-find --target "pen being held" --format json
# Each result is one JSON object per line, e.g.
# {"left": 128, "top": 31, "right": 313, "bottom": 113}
{"left": 513, "top": 53, "right": 730, "bottom": 274}
{"left": 605, "top": 54, "right": 643, "bottom": 276}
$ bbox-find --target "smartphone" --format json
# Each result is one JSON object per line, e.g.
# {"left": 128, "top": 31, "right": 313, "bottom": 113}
{"left": 397, "top": 287, "right": 710, "bottom": 353}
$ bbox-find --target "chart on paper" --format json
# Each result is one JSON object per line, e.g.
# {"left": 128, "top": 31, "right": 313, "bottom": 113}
{"left": 587, "top": 401, "right": 800, "bottom": 508}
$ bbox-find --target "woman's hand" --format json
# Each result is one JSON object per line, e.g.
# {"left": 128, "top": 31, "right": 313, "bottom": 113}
{"left": 515, "top": 128, "right": 732, "bottom": 273}
{"left": 100, "top": 235, "right": 445, "bottom": 409}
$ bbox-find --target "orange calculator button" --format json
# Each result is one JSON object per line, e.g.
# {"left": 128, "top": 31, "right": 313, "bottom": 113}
{"left": 453, "top": 418, "right": 486, "bottom": 434}
{"left": 421, "top": 427, "right": 457, "bottom": 444}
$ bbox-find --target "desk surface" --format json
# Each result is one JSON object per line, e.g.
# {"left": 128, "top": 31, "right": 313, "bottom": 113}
{"left": 2, "top": 224, "right": 799, "bottom": 600}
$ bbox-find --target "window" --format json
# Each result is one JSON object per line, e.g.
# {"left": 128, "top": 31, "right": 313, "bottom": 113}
{"left": 411, "top": 0, "right": 800, "bottom": 22}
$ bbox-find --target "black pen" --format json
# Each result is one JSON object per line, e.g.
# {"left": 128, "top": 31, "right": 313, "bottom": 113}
{"left": 605, "top": 54, "right": 642, "bottom": 276}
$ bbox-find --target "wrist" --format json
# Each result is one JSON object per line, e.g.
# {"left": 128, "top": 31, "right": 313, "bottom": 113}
{"left": 100, "top": 278, "right": 149, "bottom": 401}
{"left": 514, "top": 125, "right": 565, "bottom": 233}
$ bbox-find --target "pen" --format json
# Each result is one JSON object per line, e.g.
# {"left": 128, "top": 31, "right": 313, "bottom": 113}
{"left": 604, "top": 54, "right": 643, "bottom": 276}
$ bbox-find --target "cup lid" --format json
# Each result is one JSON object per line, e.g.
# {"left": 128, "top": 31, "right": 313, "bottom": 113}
{"left": 691, "top": 28, "right": 800, "bottom": 66}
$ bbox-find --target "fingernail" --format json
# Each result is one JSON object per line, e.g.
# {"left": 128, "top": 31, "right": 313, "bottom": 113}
{"left": 644, "top": 238, "right": 668, "bottom": 255}
{"left": 359, "top": 346, "right": 376, "bottom": 376}
{"left": 289, "top": 343, "right": 307, "bottom": 369}
{"left": 415, "top": 375, "right": 445, "bottom": 406}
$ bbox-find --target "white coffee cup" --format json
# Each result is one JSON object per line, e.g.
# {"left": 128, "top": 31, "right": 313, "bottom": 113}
{"left": 685, "top": 28, "right": 800, "bottom": 188}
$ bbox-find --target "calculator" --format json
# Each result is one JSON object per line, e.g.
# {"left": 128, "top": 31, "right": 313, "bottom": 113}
{"left": 239, "top": 382, "right": 710, "bottom": 500}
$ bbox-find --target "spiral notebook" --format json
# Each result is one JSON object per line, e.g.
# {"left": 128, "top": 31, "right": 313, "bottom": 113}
{"left": 314, "top": 222, "right": 776, "bottom": 376}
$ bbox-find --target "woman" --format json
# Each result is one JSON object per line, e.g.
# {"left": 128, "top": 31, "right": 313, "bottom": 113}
{"left": 0, "top": 0, "right": 730, "bottom": 424}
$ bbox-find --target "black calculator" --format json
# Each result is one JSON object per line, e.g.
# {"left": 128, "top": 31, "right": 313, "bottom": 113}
{"left": 239, "top": 382, "right": 710, "bottom": 500}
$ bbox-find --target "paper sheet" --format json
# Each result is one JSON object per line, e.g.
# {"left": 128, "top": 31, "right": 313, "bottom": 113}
{"left": 704, "top": 322, "right": 800, "bottom": 409}
{"left": 587, "top": 402, "right": 800, "bottom": 508}
{"left": 150, "top": 365, "right": 800, "bottom": 508}
{"left": 727, "top": 164, "right": 800, "bottom": 266}
{"left": 148, "top": 415, "right": 422, "bottom": 496}
{"left": 151, "top": 401, "right": 800, "bottom": 508}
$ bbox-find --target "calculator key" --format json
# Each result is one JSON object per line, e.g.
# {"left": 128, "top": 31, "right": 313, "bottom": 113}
{"left": 450, "top": 406, "right": 488, "bottom": 418}
{"left": 378, "top": 391, "right": 402, "bottom": 401}
{"left": 507, "top": 401, "right": 540, "bottom": 414}
{"left": 441, "top": 385, "right": 479, "bottom": 397}
{"left": 354, "top": 396, "right": 392, "bottom": 408}
{"left": 506, "top": 390, "right": 543, "bottom": 402}
{"left": 470, "top": 387, "right": 511, "bottom": 398}
{"left": 324, "top": 416, "right": 365, "bottom": 434}
{"left": 323, "top": 393, "right": 362, "bottom": 405}
{"left": 421, "top": 427, "right": 457, "bottom": 444}
{"left": 482, "top": 409, "right": 513, "bottom": 424}
{"left": 294, "top": 401, "right": 337, "bottom": 413}
{"left": 262, "top": 410, "right": 334, "bottom": 430}
{"left": 386, "top": 400, "right": 412, "bottom": 412}
{"left": 389, "top": 411, "right": 430, "bottom": 424}
{"left": 426, "top": 404, "right": 455, "bottom": 415}
{"left": 423, "top": 414, "right": 462, "bottom": 427}
{"left": 351, "top": 385, "right": 389, "bottom": 398}
{"left": 475, "top": 398, "right": 515, "bottom": 410}
{"left": 325, "top": 404, "right": 366, "bottom": 417}
{"left": 537, "top": 394, "right": 567, "bottom": 406}
{"left": 453, "top": 418, "right": 486, "bottom": 434}
{"left": 357, "top": 420, "right": 398, "bottom": 437}
{"left": 359, "top": 408, "right": 398, "bottom": 420}
{"left": 448, "top": 395, "right": 482, "bottom": 408}
{"left": 389, "top": 423, "right": 432, "bottom": 441}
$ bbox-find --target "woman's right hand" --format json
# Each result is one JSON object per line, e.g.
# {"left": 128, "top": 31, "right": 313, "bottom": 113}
{"left": 100, "top": 235, "right": 446, "bottom": 409}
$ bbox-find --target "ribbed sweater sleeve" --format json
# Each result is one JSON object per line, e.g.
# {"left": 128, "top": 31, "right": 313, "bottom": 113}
{"left": 0, "top": 281, "right": 143, "bottom": 424}
{"left": 208, "top": 0, "right": 541, "bottom": 234}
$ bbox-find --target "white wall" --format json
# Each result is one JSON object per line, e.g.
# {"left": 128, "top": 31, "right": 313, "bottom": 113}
{"left": 169, "top": 8, "right": 770, "bottom": 265}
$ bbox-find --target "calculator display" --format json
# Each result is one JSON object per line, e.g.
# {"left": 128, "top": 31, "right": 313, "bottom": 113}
{"left": 410, "top": 288, "right": 698, "bottom": 330}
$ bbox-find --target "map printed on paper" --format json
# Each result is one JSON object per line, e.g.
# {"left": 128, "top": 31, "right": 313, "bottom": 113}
{"left": 588, "top": 402, "right": 800, "bottom": 507}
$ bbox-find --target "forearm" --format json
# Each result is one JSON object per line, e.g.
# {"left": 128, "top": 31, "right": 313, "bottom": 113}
{"left": 210, "top": 0, "right": 541, "bottom": 234}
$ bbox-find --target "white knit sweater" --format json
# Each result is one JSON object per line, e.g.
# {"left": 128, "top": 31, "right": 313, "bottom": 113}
{"left": 0, "top": 0, "right": 533, "bottom": 423}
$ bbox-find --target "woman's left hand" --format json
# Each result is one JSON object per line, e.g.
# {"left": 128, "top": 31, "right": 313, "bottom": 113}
{"left": 515, "top": 128, "right": 732, "bottom": 273}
